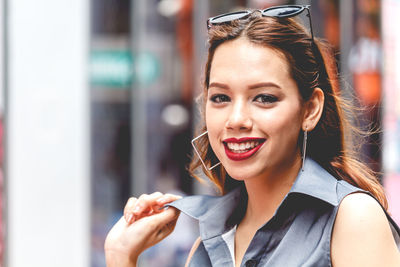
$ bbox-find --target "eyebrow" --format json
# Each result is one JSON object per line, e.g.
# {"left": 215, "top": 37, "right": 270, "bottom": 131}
{"left": 208, "top": 82, "right": 229, "bottom": 89}
{"left": 208, "top": 82, "right": 281, "bottom": 90}
{"left": 248, "top": 82, "right": 281, "bottom": 90}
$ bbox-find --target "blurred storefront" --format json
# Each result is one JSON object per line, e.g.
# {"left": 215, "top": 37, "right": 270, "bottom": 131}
{"left": 382, "top": 0, "right": 400, "bottom": 224}
{"left": 89, "top": 0, "right": 200, "bottom": 266}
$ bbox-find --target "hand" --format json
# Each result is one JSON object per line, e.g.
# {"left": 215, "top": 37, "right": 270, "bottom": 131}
{"left": 104, "top": 192, "right": 182, "bottom": 267}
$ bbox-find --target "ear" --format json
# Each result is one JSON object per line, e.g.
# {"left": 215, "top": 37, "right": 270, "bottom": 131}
{"left": 302, "top": 87, "right": 324, "bottom": 131}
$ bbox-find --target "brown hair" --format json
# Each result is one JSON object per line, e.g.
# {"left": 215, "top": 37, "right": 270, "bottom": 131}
{"left": 189, "top": 12, "right": 388, "bottom": 209}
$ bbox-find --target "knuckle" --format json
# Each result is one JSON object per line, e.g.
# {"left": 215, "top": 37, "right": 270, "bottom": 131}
{"left": 150, "top": 192, "right": 163, "bottom": 201}
{"left": 138, "top": 194, "right": 148, "bottom": 200}
{"left": 137, "top": 194, "right": 153, "bottom": 208}
{"left": 137, "top": 194, "right": 149, "bottom": 204}
{"left": 127, "top": 197, "right": 137, "bottom": 204}
{"left": 164, "top": 193, "right": 181, "bottom": 201}
{"left": 124, "top": 197, "right": 137, "bottom": 211}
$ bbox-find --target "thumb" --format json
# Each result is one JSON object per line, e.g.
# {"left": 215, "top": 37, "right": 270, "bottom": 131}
{"left": 149, "top": 207, "right": 180, "bottom": 242}
{"left": 153, "top": 206, "right": 180, "bottom": 225}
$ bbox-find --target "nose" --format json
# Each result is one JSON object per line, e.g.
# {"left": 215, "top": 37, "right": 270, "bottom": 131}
{"left": 225, "top": 99, "right": 252, "bottom": 131}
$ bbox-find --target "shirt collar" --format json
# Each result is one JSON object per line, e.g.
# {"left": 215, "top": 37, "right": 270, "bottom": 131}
{"left": 288, "top": 157, "right": 339, "bottom": 206}
{"left": 169, "top": 157, "right": 340, "bottom": 239}
{"left": 169, "top": 185, "right": 243, "bottom": 240}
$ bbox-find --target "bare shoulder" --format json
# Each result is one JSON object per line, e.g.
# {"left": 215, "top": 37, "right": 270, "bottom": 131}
{"left": 185, "top": 237, "right": 201, "bottom": 267}
{"left": 331, "top": 192, "right": 400, "bottom": 267}
{"left": 336, "top": 192, "right": 388, "bottom": 228}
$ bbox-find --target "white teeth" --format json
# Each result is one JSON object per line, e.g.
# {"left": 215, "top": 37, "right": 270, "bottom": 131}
{"left": 226, "top": 140, "right": 262, "bottom": 153}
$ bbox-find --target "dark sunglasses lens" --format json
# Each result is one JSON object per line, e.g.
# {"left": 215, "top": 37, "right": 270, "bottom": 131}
{"left": 262, "top": 6, "right": 303, "bottom": 18}
{"left": 210, "top": 11, "right": 249, "bottom": 24}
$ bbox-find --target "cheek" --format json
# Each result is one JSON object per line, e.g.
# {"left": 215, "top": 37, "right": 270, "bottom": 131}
{"left": 254, "top": 102, "right": 303, "bottom": 140}
{"left": 205, "top": 104, "right": 221, "bottom": 147}
{"left": 205, "top": 103, "right": 213, "bottom": 131}
{"left": 274, "top": 108, "right": 303, "bottom": 145}
{"left": 205, "top": 104, "right": 231, "bottom": 160}
{"left": 205, "top": 103, "right": 226, "bottom": 132}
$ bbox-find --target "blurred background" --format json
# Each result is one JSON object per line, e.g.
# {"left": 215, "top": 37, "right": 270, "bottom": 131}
{"left": 0, "top": 0, "right": 399, "bottom": 266}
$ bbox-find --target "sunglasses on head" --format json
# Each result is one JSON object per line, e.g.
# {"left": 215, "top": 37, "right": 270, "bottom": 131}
{"left": 207, "top": 5, "right": 314, "bottom": 41}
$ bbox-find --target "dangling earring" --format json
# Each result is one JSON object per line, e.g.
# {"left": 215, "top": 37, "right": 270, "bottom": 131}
{"left": 301, "top": 128, "right": 308, "bottom": 172}
{"left": 191, "top": 131, "right": 221, "bottom": 171}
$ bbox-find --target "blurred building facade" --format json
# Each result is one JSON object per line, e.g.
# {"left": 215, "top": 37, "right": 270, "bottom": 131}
{"left": 2, "top": 0, "right": 400, "bottom": 267}
{"left": 382, "top": 0, "right": 400, "bottom": 225}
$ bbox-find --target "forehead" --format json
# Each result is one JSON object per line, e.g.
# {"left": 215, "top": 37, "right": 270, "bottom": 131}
{"left": 209, "top": 38, "right": 293, "bottom": 87}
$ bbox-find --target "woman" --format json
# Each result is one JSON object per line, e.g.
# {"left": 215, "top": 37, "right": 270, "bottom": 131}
{"left": 105, "top": 6, "right": 400, "bottom": 267}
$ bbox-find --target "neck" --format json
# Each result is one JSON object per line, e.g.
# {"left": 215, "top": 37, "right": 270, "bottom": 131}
{"left": 242, "top": 155, "right": 302, "bottom": 228}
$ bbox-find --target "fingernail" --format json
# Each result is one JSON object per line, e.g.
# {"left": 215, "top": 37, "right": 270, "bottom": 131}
{"left": 133, "top": 205, "right": 141, "bottom": 214}
{"left": 126, "top": 213, "right": 133, "bottom": 223}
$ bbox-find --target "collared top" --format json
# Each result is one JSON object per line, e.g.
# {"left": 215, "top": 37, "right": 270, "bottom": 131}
{"left": 169, "top": 158, "right": 400, "bottom": 267}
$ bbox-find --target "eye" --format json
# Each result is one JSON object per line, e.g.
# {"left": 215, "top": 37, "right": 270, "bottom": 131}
{"left": 253, "top": 94, "right": 278, "bottom": 104}
{"left": 210, "top": 94, "right": 231, "bottom": 103}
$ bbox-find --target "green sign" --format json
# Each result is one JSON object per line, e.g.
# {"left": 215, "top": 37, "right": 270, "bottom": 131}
{"left": 134, "top": 52, "right": 161, "bottom": 86}
{"left": 90, "top": 50, "right": 161, "bottom": 88}
{"left": 90, "top": 50, "right": 133, "bottom": 88}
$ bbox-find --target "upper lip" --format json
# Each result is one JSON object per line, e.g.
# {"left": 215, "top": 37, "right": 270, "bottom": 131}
{"left": 223, "top": 137, "right": 266, "bottom": 143}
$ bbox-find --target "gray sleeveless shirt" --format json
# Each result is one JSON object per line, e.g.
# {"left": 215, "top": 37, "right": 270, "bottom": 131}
{"left": 169, "top": 158, "right": 400, "bottom": 267}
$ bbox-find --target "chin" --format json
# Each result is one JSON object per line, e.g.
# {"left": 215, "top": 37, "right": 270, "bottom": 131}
{"left": 223, "top": 164, "right": 264, "bottom": 181}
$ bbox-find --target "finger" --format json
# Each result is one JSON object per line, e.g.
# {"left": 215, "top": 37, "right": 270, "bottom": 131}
{"left": 152, "top": 207, "right": 180, "bottom": 241}
{"left": 156, "top": 193, "right": 182, "bottom": 206}
{"left": 124, "top": 197, "right": 137, "bottom": 223}
{"left": 146, "top": 193, "right": 182, "bottom": 216}
{"left": 137, "top": 207, "right": 180, "bottom": 243}
{"left": 153, "top": 207, "right": 180, "bottom": 228}
{"left": 123, "top": 195, "right": 159, "bottom": 224}
{"left": 126, "top": 208, "right": 180, "bottom": 252}
{"left": 133, "top": 192, "right": 164, "bottom": 217}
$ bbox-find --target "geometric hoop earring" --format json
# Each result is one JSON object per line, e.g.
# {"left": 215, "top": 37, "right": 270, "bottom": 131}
{"left": 191, "top": 131, "right": 221, "bottom": 171}
{"left": 301, "top": 128, "right": 308, "bottom": 172}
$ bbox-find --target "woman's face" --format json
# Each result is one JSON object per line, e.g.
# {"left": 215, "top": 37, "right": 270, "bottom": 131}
{"left": 206, "top": 38, "right": 305, "bottom": 181}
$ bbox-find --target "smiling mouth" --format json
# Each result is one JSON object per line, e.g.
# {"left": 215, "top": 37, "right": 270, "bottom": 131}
{"left": 223, "top": 137, "right": 266, "bottom": 161}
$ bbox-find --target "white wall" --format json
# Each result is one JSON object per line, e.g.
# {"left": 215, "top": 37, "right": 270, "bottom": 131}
{"left": 6, "top": 0, "right": 90, "bottom": 266}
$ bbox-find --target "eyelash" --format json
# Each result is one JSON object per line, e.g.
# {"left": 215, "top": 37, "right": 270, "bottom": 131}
{"left": 210, "top": 94, "right": 231, "bottom": 103}
{"left": 209, "top": 94, "right": 278, "bottom": 104}
{"left": 253, "top": 94, "right": 278, "bottom": 104}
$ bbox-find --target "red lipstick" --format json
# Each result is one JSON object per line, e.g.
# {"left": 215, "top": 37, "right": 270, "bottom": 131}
{"left": 223, "top": 137, "right": 266, "bottom": 161}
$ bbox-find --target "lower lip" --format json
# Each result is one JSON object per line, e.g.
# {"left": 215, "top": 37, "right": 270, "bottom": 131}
{"left": 224, "top": 141, "right": 265, "bottom": 161}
